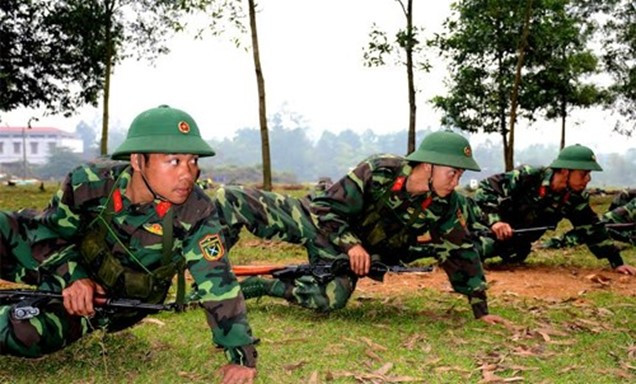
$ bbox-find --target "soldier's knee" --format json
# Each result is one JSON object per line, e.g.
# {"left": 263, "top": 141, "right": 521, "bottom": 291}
{"left": 0, "top": 306, "right": 44, "bottom": 358}
{"left": 326, "top": 276, "right": 355, "bottom": 310}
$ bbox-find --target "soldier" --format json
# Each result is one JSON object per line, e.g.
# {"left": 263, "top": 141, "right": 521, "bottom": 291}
{"left": 542, "top": 189, "right": 635, "bottom": 248}
{"left": 474, "top": 144, "right": 636, "bottom": 275}
{"left": 219, "top": 131, "right": 505, "bottom": 325}
{"left": 0, "top": 105, "right": 258, "bottom": 383}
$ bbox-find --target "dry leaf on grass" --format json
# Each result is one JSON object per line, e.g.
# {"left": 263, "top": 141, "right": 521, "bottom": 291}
{"left": 283, "top": 360, "right": 307, "bottom": 372}
{"left": 361, "top": 337, "right": 388, "bottom": 352}
{"left": 307, "top": 370, "right": 319, "bottom": 384}
{"left": 140, "top": 318, "right": 165, "bottom": 327}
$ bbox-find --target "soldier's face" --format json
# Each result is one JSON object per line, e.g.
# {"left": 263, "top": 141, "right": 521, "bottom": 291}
{"left": 567, "top": 169, "right": 591, "bottom": 192}
{"left": 431, "top": 165, "right": 464, "bottom": 197}
{"left": 140, "top": 153, "right": 200, "bottom": 204}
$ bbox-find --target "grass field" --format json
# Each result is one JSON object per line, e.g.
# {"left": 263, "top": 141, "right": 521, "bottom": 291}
{"left": 0, "top": 183, "right": 634, "bottom": 383}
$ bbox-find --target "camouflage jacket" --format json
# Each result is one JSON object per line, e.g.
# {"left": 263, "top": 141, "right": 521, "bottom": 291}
{"left": 310, "top": 154, "right": 489, "bottom": 318}
{"left": 474, "top": 165, "right": 623, "bottom": 267}
{"left": 16, "top": 162, "right": 257, "bottom": 366}
{"left": 605, "top": 189, "right": 635, "bottom": 244}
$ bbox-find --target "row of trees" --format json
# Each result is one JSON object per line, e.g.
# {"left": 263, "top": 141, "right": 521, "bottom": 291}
{"left": 65, "top": 114, "right": 635, "bottom": 187}
{"left": 2, "top": 0, "right": 635, "bottom": 184}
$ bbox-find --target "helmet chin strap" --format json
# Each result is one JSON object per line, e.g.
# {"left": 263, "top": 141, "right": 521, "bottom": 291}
{"left": 138, "top": 156, "right": 170, "bottom": 203}
{"left": 427, "top": 164, "right": 439, "bottom": 197}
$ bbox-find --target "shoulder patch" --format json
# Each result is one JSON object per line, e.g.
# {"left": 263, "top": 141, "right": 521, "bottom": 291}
{"left": 199, "top": 234, "right": 225, "bottom": 261}
{"left": 143, "top": 223, "right": 163, "bottom": 236}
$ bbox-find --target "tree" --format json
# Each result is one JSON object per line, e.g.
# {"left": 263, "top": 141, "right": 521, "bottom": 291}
{"left": 432, "top": 0, "right": 530, "bottom": 171}
{"left": 75, "top": 120, "right": 97, "bottom": 157}
{"left": 36, "top": 147, "right": 84, "bottom": 180}
{"left": 601, "top": 0, "right": 636, "bottom": 136}
{"left": 193, "top": 0, "right": 272, "bottom": 189}
{"left": 522, "top": 0, "right": 604, "bottom": 149}
{"left": 0, "top": 1, "right": 104, "bottom": 117}
{"left": 46, "top": 0, "right": 192, "bottom": 155}
{"left": 363, "top": 0, "right": 430, "bottom": 154}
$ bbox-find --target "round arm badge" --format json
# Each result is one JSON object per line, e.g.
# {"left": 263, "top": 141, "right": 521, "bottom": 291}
{"left": 199, "top": 234, "right": 225, "bottom": 261}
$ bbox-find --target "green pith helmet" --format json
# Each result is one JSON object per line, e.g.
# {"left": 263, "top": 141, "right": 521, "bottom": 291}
{"left": 549, "top": 144, "right": 602, "bottom": 171}
{"left": 405, "top": 130, "right": 481, "bottom": 171}
{"left": 111, "top": 105, "right": 215, "bottom": 160}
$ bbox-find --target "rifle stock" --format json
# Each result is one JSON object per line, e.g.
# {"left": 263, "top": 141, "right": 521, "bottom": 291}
{"left": 0, "top": 289, "right": 175, "bottom": 320}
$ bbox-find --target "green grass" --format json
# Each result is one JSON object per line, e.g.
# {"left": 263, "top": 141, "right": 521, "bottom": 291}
{"left": 0, "top": 185, "right": 634, "bottom": 383}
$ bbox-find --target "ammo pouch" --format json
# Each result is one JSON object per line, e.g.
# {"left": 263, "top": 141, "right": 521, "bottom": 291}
{"left": 79, "top": 224, "right": 183, "bottom": 303}
{"left": 78, "top": 187, "right": 183, "bottom": 308}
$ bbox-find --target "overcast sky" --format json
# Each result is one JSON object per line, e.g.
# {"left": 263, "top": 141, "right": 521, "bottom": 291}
{"left": 2, "top": 0, "right": 634, "bottom": 153}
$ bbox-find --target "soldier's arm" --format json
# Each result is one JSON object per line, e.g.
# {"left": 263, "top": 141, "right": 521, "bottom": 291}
{"left": 37, "top": 166, "right": 95, "bottom": 288}
{"left": 183, "top": 219, "right": 258, "bottom": 368}
{"left": 430, "top": 203, "right": 489, "bottom": 319}
{"left": 603, "top": 199, "right": 635, "bottom": 244}
{"left": 310, "top": 161, "right": 373, "bottom": 252}
{"left": 568, "top": 196, "right": 624, "bottom": 268}
{"left": 474, "top": 166, "right": 532, "bottom": 227}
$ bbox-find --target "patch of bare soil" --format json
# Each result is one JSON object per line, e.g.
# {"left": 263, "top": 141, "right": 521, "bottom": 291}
{"left": 356, "top": 265, "right": 635, "bottom": 300}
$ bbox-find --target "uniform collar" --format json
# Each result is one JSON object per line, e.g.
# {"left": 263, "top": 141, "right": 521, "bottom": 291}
{"left": 114, "top": 166, "right": 172, "bottom": 218}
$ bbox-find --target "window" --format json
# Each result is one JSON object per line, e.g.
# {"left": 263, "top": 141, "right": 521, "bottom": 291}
{"left": 30, "top": 142, "right": 38, "bottom": 154}
{"left": 13, "top": 142, "right": 21, "bottom": 154}
{"left": 0, "top": 142, "right": 3, "bottom": 154}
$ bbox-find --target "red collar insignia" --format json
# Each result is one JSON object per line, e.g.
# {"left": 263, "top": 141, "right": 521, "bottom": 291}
{"left": 112, "top": 189, "right": 123, "bottom": 213}
{"left": 538, "top": 186, "right": 547, "bottom": 198}
{"left": 421, "top": 196, "right": 433, "bottom": 211}
{"left": 391, "top": 176, "right": 406, "bottom": 192}
{"left": 155, "top": 201, "right": 172, "bottom": 218}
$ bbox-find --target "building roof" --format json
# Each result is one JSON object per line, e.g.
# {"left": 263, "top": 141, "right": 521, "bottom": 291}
{"left": 0, "top": 127, "right": 76, "bottom": 138}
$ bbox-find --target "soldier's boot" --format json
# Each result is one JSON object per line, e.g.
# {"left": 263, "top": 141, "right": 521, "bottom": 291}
{"left": 240, "top": 277, "right": 287, "bottom": 299}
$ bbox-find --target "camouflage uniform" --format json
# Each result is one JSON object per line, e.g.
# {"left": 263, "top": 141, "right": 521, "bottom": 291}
{"left": 221, "top": 154, "right": 490, "bottom": 318}
{"left": 0, "top": 163, "right": 257, "bottom": 364}
{"left": 543, "top": 189, "right": 635, "bottom": 247}
{"left": 474, "top": 165, "right": 624, "bottom": 267}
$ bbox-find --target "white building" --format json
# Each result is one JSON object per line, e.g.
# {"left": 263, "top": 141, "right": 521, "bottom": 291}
{"left": 0, "top": 127, "right": 83, "bottom": 165}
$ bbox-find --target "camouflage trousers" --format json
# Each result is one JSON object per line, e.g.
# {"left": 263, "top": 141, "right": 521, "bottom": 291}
{"left": 215, "top": 186, "right": 356, "bottom": 311}
{"left": 0, "top": 212, "right": 141, "bottom": 357}
{"left": 477, "top": 234, "right": 534, "bottom": 263}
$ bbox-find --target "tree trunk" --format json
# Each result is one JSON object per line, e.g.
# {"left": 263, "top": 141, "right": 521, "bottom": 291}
{"left": 247, "top": 0, "right": 271, "bottom": 191}
{"left": 404, "top": 0, "right": 416, "bottom": 154}
{"left": 100, "top": 3, "right": 114, "bottom": 156}
{"left": 560, "top": 96, "right": 567, "bottom": 149}
{"left": 507, "top": 0, "right": 533, "bottom": 171}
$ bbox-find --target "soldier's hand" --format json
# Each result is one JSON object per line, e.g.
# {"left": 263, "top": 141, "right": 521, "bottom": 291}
{"left": 62, "top": 278, "right": 104, "bottom": 316}
{"left": 491, "top": 222, "right": 513, "bottom": 240}
{"left": 615, "top": 264, "right": 636, "bottom": 275}
{"left": 217, "top": 364, "right": 256, "bottom": 384}
{"left": 348, "top": 244, "right": 371, "bottom": 276}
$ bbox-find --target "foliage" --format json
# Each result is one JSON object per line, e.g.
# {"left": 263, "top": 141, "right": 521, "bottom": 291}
{"left": 431, "top": 0, "right": 608, "bottom": 166}
{"left": 34, "top": 147, "right": 85, "bottom": 180}
{"left": 600, "top": 0, "right": 636, "bottom": 135}
{"left": 0, "top": 1, "right": 105, "bottom": 116}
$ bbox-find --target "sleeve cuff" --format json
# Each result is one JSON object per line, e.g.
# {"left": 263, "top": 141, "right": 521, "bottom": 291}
{"left": 469, "top": 293, "right": 489, "bottom": 319}
{"left": 225, "top": 344, "right": 258, "bottom": 367}
{"left": 607, "top": 254, "right": 624, "bottom": 269}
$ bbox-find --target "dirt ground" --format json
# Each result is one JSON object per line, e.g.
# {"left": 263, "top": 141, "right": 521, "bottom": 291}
{"left": 2, "top": 265, "right": 633, "bottom": 301}
{"left": 356, "top": 265, "right": 636, "bottom": 300}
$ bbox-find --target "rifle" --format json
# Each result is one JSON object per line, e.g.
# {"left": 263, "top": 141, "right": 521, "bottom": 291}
{"left": 0, "top": 289, "right": 176, "bottom": 320}
{"left": 473, "top": 225, "right": 557, "bottom": 238}
{"left": 604, "top": 222, "right": 635, "bottom": 230}
{"left": 233, "top": 259, "right": 433, "bottom": 284}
